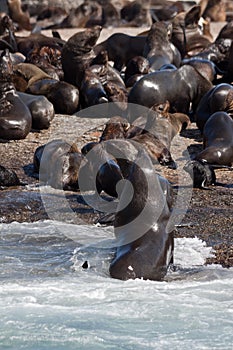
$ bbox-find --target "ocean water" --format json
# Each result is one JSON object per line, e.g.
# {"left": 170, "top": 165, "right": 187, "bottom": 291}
{"left": 0, "top": 220, "right": 232, "bottom": 350}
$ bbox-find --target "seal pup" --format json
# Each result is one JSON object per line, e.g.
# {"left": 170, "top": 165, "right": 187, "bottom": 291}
{"left": 124, "top": 56, "right": 150, "bottom": 88}
{"left": 109, "top": 139, "right": 174, "bottom": 281}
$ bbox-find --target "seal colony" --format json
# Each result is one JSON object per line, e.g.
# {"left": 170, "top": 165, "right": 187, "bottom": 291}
{"left": 0, "top": 0, "right": 233, "bottom": 278}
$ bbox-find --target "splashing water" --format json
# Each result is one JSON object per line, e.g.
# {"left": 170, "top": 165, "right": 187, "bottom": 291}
{"left": 0, "top": 220, "right": 232, "bottom": 350}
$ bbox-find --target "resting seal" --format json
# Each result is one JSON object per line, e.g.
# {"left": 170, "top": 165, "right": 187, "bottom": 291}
{"left": 128, "top": 65, "right": 213, "bottom": 118}
{"left": 14, "top": 63, "right": 80, "bottom": 114}
{"left": 93, "top": 33, "right": 147, "bottom": 71}
{"left": 0, "top": 50, "right": 32, "bottom": 140}
{"left": 195, "top": 83, "right": 233, "bottom": 132}
{"left": 109, "top": 139, "right": 174, "bottom": 281}
{"left": 195, "top": 111, "right": 233, "bottom": 167}
{"left": 33, "top": 139, "right": 82, "bottom": 190}
{"left": 17, "top": 91, "right": 55, "bottom": 130}
{"left": 183, "top": 160, "right": 216, "bottom": 189}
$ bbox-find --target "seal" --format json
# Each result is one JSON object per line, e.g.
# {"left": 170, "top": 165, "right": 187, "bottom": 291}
{"left": 14, "top": 62, "right": 80, "bottom": 114}
{"left": 100, "top": 116, "right": 130, "bottom": 141}
{"left": 33, "top": 139, "right": 82, "bottom": 191}
{"left": 7, "top": 0, "right": 32, "bottom": 31}
{"left": 80, "top": 140, "right": 124, "bottom": 197}
{"left": 124, "top": 56, "right": 150, "bottom": 88}
{"left": 61, "top": 26, "right": 102, "bottom": 88}
{"left": 0, "top": 164, "right": 20, "bottom": 187}
{"left": 146, "top": 101, "right": 191, "bottom": 149}
{"left": 108, "top": 139, "right": 174, "bottom": 281}
{"left": 80, "top": 69, "right": 108, "bottom": 107}
{"left": 127, "top": 102, "right": 189, "bottom": 169}
{"left": 183, "top": 159, "right": 216, "bottom": 189}
{"left": 93, "top": 33, "right": 147, "bottom": 71}
{"left": 128, "top": 65, "right": 213, "bottom": 118}
{"left": 120, "top": 0, "right": 152, "bottom": 27}
{"left": 195, "top": 111, "right": 233, "bottom": 167}
{"left": 0, "top": 50, "right": 32, "bottom": 140}
{"left": 171, "top": 5, "right": 212, "bottom": 58}
{"left": 17, "top": 91, "right": 55, "bottom": 130}
{"left": 143, "top": 21, "right": 181, "bottom": 70}
{"left": 181, "top": 58, "right": 217, "bottom": 82}
{"left": 195, "top": 83, "right": 233, "bottom": 132}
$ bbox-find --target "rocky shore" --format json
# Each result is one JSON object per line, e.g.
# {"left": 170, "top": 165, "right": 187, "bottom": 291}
{"left": 0, "top": 21, "right": 232, "bottom": 268}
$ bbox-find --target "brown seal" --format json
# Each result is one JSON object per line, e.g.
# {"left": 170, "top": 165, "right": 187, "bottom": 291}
{"left": 93, "top": 33, "right": 147, "bottom": 71}
{"left": 61, "top": 26, "right": 102, "bottom": 88}
{"left": 171, "top": 5, "right": 212, "bottom": 58}
{"left": 128, "top": 65, "right": 213, "bottom": 117}
{"left": 124, "top": 56, "right": 150, "bottom": 87}
{"left": 0, "top": 50, "right": 31, "bottom": 140}
{"left": 14, "top": 62, "right": 80, "bottom": 114}
{"left": 33, "top": 139, "right": 82, "bottom": 191}
{"left": 195, "top": 83, "right": 233, "bottom": 132}
{"left": 195, "top": 111, "right": 233, "bottom": 167}
{"left": 7, "top": 0, "right": 31, "bottom": 31}
{"left": 80, "top": 69, "right": 108, "bottom": 107}
{"left": 100, "top": 116, "right": 130, "bottom": 141}
{"left": 108, "top": 139, "right": 174, "bottom": 281}
{"left": 143, "top": 21, "right": 181, "bottom": 70}
{"left": 17, "top": 91, "right": 55, "bottom": 130}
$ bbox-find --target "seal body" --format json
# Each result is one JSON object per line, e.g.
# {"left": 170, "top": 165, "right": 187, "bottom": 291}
{"left": 0, "top": 90, "right": 32, "bottom": 140}
{"left": 109, "top": 140, "right": 174, "bottom": 281}
{"left": 33, "top": 139, "right": 82, "bottom": 190}
{"left": 128, "top": 65, "right": 213, "bottom": 117}
{"left": 195, "top": 83, "right": 233, "bottom": 132}
{"left": 17, "top": 91, "right": 55, "bottom": 130}
{"left": 195, "top": 111, "right": 233, "bottom": 166}
{"left": 93, "top": 33, "right": 147, "bottom": 71}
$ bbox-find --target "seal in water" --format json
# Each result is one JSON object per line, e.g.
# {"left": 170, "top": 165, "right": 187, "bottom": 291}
{"left": 107, "top": 139, "right": 174, "bottom": 281}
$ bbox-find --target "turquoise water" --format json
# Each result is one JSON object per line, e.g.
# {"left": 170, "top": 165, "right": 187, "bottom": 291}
{"left": 0, "top": 221, "right": 232, "bottom": 350}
